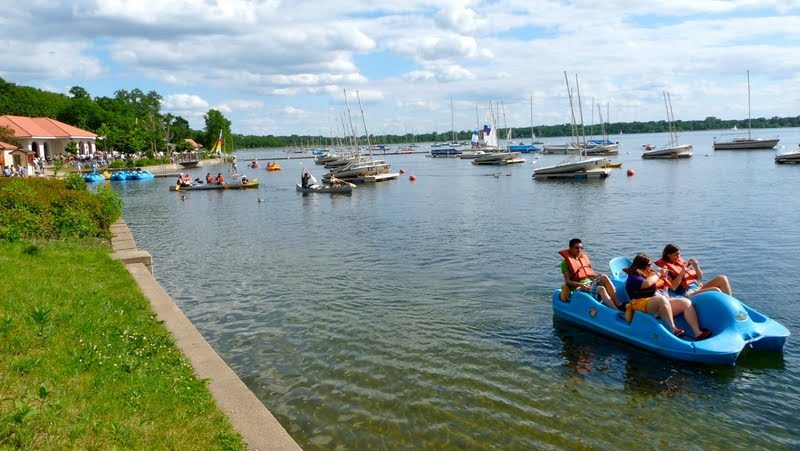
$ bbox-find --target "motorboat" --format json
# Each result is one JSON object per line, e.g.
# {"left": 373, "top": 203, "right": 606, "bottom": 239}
{"left": 551, "top": 256, "right": 792, "bottom": 366}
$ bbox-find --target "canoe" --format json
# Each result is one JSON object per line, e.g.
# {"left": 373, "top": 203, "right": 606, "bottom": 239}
{"left": 295, "top": 182, "right": 353, "bottom": 194}
{"left": 551, "top": 257, "right": 789, "bottom": 365}
{"left": 170, "top": 179, "right": 259, "bottom": 191}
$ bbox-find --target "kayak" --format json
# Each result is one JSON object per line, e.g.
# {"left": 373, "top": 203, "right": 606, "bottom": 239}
{"left": 295, "top": 182, "right": 353, "bottom": 194}
{"left": 169, "top": 178, "right": 259, "bottom": 191}
{"left": 551, "top": 257, "right": 789, "bottom": 366}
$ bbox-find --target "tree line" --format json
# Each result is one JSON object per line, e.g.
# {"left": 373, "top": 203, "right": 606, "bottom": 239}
{"left": 2, "top": 77, "right": 798, "bottom": 152}
{"left": 0, "top": 77, "right": 231, "bottom": 157}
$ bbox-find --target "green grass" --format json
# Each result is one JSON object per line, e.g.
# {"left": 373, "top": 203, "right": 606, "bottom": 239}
{"left": 0, "top": 241, "right": 245, "bottom": 449}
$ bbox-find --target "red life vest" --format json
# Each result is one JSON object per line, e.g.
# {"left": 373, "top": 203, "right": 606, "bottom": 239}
{"left": 559, "top": 249, "right": 596, "bottom": 281}
{"left": 655, "top": 257, "right": 698, "bottom": 289}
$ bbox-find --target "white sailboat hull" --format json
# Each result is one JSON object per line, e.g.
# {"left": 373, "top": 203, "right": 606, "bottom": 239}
{"left": 534, "top": 156, "right": 608, "bottom": 175}
{"left": 713, "top": 137, "right": 779, "bottom": 150}
{"left": 472, "top": 151, "right": 524, "bottom": 165}
{"left": 642, "top": 144, "right": 694, "bottom": 159}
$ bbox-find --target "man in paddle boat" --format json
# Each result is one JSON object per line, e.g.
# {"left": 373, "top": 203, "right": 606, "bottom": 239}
{"left": 215, "top": 172, "right": 225, "bottom": 185}
{"left": 559, "top": 238, "right": 622, "bottom": 310}
{"left": 623, "top": 253, "right": 712, "bottom": 340}
{"left": 205, "top": 172, "right": 213, "bottom": 184}
{"left": 655, "top": 243, "right": 733, "bottom": 297}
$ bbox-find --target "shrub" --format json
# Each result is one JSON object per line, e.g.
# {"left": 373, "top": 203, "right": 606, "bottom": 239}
{"left": 0, "top": 178, "right": 122, "bottom": 241}
{"left": 64, "top": 173, "right": 86, "bottom": 191}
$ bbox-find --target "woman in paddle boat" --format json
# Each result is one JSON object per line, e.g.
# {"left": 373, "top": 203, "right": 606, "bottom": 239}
{"left": 655, "top": 243, "right": 732, "bottom": 297}
{"left": 624, "top": 253, "right": 711, "bottom": 339}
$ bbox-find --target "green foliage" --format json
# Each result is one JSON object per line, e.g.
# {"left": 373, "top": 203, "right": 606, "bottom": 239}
{"left": 64, "top": 173, "right": 86, "bottom": 191}
{"left": 203, "top": 109, "right": 232, "bottom": 150}
{"left": 0, "top": 178, "right": 122, "bottom": 241}
{"left": 52, "top": 158, "right": 64, "bottom": 177}
{"left": 65, "top": 140, "right": 78, "bottom": 155}
{"left": 0, "top": 241, "right": 245, "bottom": 449}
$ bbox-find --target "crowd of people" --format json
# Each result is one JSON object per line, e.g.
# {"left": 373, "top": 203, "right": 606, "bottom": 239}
{"left": 559, "top": 238, "right": 730, "bottom": 340}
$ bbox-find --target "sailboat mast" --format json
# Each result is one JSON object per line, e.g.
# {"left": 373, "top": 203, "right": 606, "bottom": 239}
{"left": 450, "top": 97, "right": 455, "bottom": 142}
{"left": 564, "top": 72, "right": 578, "bottom": 145}
{"left": 574, "top": 74, "right": 587, "bottom": 150}
{"left": 530, "top": 95, "right": 534, "bottom": 144}
{"left": 356, "top": 90, "right": 373, "bottom": 157}
{"left": 343, "top": 89, "right": 359, "bottom": 150}
{"left": 747, "top": 69, "right": 752, "bottom": 139}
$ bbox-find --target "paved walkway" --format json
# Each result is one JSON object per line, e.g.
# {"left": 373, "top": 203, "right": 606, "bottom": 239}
{"left": 110, "top": 219, "right": 299, "bottom": 450}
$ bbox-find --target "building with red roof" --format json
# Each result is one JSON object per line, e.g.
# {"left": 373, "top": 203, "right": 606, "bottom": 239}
{"left": 0, "top": 115, "right": 97, "bottom": 161}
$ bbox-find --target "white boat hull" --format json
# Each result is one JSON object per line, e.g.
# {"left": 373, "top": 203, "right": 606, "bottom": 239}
{"left": 713, "top": 137, "right": 779, "bottom": 150}
{"left": 642, "top": 144, "right": 694, "bottom": 159}
{"left": 533, "top": 156, "right": 607, "bottom": 175}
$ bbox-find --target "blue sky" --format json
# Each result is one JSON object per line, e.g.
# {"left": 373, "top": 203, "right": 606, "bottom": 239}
{"left": 2, "top": 1, "right": 800, "bottom": 136}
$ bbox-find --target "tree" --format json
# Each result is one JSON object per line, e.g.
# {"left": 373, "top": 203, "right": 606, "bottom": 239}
{"left": 69, "top": 86, "right": 90, "bottom": 99}
{"left": 0, "top": 125, "right": 15, "bottom": 144}
{"left": 65, "top": 140, "right": 78, "bottom": 155}
{"left": 203, "top": 109, "right": 231, "bottom": 151}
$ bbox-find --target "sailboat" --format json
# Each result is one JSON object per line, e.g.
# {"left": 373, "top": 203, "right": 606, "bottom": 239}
{"left": 323, "top": 90, "right": 393, "bottom": 181}
{"left": 585, "top": 103, "right": 619, "bottom": 155}
{"left": 508, "top": 96, "right": 543, "bottom": 153}
{"left": 713, "top": 70, "right": 780, "bottom": 150}
{"left": 533, "top": 72, "right": 608, "bottom": 178}
{"left": 642, "top": 91, "right": 693, "bottom": 159}
{"left": 472, "top": 102, "right": 524, "bottom": 165}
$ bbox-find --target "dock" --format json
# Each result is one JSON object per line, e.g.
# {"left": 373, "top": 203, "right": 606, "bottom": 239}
{"left": 533, "top": 168, "right": 611, "bottom": 180}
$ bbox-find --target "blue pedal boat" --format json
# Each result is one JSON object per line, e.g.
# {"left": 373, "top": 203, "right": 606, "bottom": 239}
{"left": 551, "top": 257, "right": 789, "bottom": 366}
{"left": 83, "top": 172, "right": 105, "bottom": 183}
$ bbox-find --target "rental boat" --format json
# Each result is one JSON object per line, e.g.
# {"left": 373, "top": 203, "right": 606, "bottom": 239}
{"left": 109, "top": 171, "right": 128, "bottom": 181}
{"left": 126, "top": 170, "right": 155, "bottom": 180}
{"left": 551, "top": 257, "right": 789, "bottom": 366}
{"left": 713, "top": 71, "right": 780, "bottom": 150}
{"left": 296, "top": 182, "right": 353, "bottom": 194}
{"left": 266, "top": 162, "right": 282, "bottom": 171}
{"left": 169, "top": 178, "right": 259, "bottom": 191}
{"left": 83, "top": 172, "right": 105, "bottom": 183}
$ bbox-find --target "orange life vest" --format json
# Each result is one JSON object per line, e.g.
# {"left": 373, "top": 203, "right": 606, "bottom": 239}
{"left": 655, "top": 257, "right": 697, "bottom": 289}
{"left": 559, "top": 249, "right": 596, "bottom": 281}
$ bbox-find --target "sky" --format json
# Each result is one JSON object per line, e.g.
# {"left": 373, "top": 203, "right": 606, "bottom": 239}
{"left": 2, "top": 0, "right": 800, "bottom": 137}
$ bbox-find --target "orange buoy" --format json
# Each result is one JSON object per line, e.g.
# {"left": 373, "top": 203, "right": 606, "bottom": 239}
{"left": 626, "top": 169, "right": 635, "bottom": 177}
{"left": 409, "top": 175, "right": 416, "bottom": 181}
{"left": 399, "top": 168, "right": 406, "bottom": 174}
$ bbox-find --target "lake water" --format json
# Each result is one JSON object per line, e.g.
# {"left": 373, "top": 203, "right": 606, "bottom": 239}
{"left": 115, "top": 128, "right": 799, "bottom": 448}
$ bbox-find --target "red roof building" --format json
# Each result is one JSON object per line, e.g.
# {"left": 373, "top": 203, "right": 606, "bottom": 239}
{"left": 0, "top": 115, "right": 97, "bottom": 161}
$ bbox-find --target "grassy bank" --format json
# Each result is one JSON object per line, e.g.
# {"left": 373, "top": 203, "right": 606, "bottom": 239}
{"left": 0, "top": 241, "right": 244, "bottom": 448}
{"left": 0, "top": 177, "right": 244, "bottom": 448}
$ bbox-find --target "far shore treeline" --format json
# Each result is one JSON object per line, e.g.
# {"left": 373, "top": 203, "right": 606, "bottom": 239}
{"left": 2, "top": 77, "right": 799, "bottom": 152}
